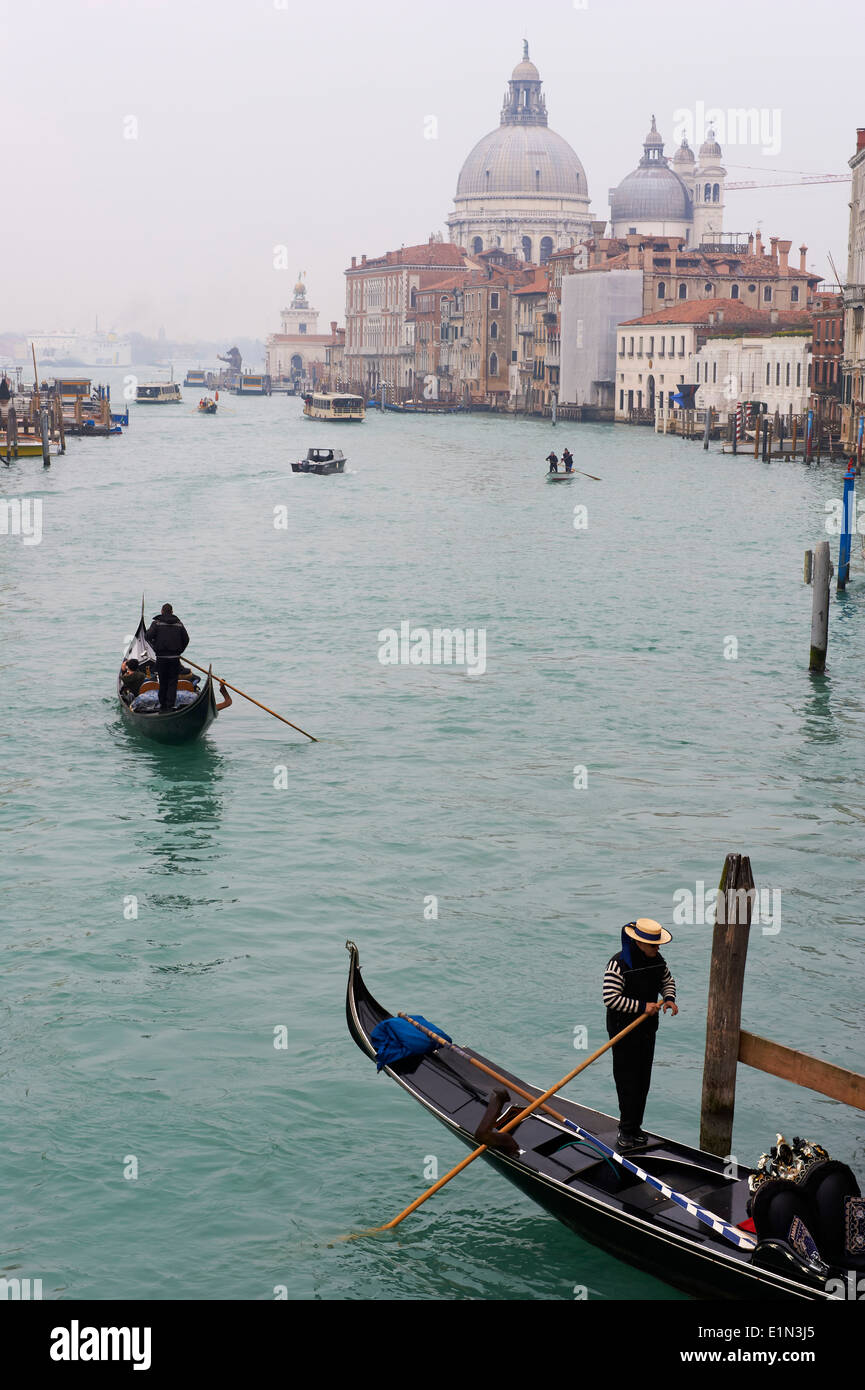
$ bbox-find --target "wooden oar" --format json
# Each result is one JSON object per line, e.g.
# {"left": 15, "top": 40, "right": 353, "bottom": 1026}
{"left": 344, "top": 1013, "right": 648, "bottom": 1239}
{"left": 397, "top": 1013, "right": 757, "bottom": 1251}
{"left": 184, "top": 658, "right": 318, "bottom": 741}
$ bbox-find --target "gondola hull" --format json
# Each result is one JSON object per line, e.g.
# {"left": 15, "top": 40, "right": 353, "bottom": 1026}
{"left": 345, "top": 943, "right": 836, "bottom": 1301}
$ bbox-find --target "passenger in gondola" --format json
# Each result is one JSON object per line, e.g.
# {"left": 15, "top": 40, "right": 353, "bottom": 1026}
{"left": 562, "top": 448, "right": 574, "bottom": 473}
{"left": 145, "top": 603, "right": 190, "bottom": 710}
{"left": 602, "top": 919, "right": 678, "bottom": 1154}
{"left": 546, "top": 451, "right": 559, "bottom": 472}
{"left": 119, "top": 658, "right": 146, "bottom": 703}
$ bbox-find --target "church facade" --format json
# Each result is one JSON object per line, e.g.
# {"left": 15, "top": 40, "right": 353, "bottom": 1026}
{"left": 609, "top": 117, "right": 726, "bottom": 244}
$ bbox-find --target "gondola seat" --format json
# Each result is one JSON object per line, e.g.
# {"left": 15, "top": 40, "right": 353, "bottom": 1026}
{"left": 797, "top": 1161, "right": 865, "bottom": 1270}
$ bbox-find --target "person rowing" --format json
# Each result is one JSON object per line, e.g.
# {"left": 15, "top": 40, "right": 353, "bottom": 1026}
{"left": 145, "top": 603, "right": 190, "bottom": 711}
{"left": 562, "top": 448, "right": 574, "bottom": 473}
{"left": 602, "top": 918, "right": 678, "bottom": 1153}
{"left": 546, "top": 451, "right": 559, "bottom": 473}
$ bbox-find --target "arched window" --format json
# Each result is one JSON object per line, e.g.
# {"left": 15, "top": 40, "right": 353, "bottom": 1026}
{"left": 713, "top": 184, "right": 720, "bottom": 202}
{"left": 471, "top": 236, "right": 483, "bottom": 254}
{"left": 730, "top": 284, "right": 740, "bottom": 299}
{"left": 776, "top": 363, "right": 781, "bottom": 385}
{"left": 657, "top": 281, "right": 666, "bottom": 298}
{"left": 489, "top": 352, "right": 499, "bottom": 376}
{"left": 763, "top": 286, "right": 772, "bottom": 302}
{"left": 704, "top": 282, "right": 713, "bottom": 295}
{"left": 521, "top": 235, "right": 532, "bottom": 262}
{"left": 791, "top": 286, "right": 799, "bottom": 303}
{"left": 678, "top": 282, "right": 687, "bottom": 299}
{"left": 489, "top": 321, "right": 498, "bottom": 340}
{"left": 704, "top": 183, "right": 712, "bottom": 201}
{"left": 539, "top": 236, "right": 554, "bottom": 265}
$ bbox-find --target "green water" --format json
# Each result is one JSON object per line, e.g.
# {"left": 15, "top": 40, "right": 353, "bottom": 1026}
{"left": 2, "top": 380, "right": 863, "bottom": 1300}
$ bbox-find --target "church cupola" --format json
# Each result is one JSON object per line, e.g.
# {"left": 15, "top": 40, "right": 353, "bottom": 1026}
{"left": 500, "top": 42, "right": 548, "bottom": 127}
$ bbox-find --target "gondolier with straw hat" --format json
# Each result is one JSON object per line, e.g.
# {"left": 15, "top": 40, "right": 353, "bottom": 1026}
{"left": 603, "top": 919, "right": 678, "bottom": 1154}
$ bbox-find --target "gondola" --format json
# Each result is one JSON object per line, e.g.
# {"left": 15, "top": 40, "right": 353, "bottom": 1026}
{"left": 118, "top": 616, "right": 217, "bottom": 745}
{"left": 345, "top": 942, "right": 852, "bottom": 1301}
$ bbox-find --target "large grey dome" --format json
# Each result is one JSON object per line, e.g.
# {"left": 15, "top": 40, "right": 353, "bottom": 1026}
{"left": 611, "top": 117, "right": 692, "bottom": 224}
{"left": 456, "top": 124, "right": 588, "bottom": 198}
{"left": 611, "top": 163, "right": 691, "bottom": 221}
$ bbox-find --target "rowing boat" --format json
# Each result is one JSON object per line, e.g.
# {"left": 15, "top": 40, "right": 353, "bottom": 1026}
{"left": 345, "top": 942, "right": 844, "bottom": 1300}
{"left": 118, "top": 616, "right": 217, "bottom": 744}
{"left": 546, "top": 470, "right": 574, "bottom": 482}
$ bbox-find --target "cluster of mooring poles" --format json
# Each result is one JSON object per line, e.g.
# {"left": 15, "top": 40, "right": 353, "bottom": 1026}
{"left": 804, "top": 459, "right": 857, "bottom": 673}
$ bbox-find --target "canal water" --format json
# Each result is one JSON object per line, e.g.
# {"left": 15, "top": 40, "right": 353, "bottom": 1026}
{"left": 2, "top": 378, "right": 863, "bottom": 1300}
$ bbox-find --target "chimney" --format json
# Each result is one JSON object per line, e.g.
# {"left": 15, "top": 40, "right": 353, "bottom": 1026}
{"left": 799, "top": 244, "right": 807, "bottom": 272}
{"left": 755, "top": 230, "right": 763, "bottom": 258}
{"left": 351, "top": 256, "right": 356, "bottom": 268}
{"left": 361, "top": 254, "right": 367, "bottom": 266}
{"left": 778, "top": 239, "right": 792, "bottom": 274}
{"left": 770, "top": 236, "right": 778, "bottom": 263}
{"left": 331, "top": 321, "right": 337, "bottom": 336}
{"left": 627, "top": 234, "right": 640, "bottom": 268}
{"left": 747, "top": 233, "right": 754, "bottom": 254}
{"left": 858, "top": 129, "right": 865, "bottom": 152}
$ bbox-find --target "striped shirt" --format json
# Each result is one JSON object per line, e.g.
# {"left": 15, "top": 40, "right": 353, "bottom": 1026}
{"left": 603, "top": 957, "right": 676, "bottom": 1014}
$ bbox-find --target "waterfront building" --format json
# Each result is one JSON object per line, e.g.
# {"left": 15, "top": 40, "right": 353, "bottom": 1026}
{"left": 560, "top": 267, "right": 644, "bottom": 411}
{"left": 614, "top": 299, "right": 811, "bottom": 421}
{"left": 842, "top": 128, "right": 865, "bottom": 447}
{"left": 265, "top": 277, "right": 338, "bottom": 388}
{"left": 810, "top": 289, "right": 844, "bottom": 430}
{"left": 343, "top": 239, "right": 470, "bottom": 399}
{"left": 446, "top": 45, "right": 593, "bottom": 265}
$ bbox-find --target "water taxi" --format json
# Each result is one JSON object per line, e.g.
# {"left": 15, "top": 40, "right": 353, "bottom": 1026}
{"left": 291, "top": 447, "right": 346, "bottom": 475}
{"left": 302, "top": 391, "right": 365, "bottom": 423}
{"left": 136, "top": 382, "right": 182, "bottom": 404}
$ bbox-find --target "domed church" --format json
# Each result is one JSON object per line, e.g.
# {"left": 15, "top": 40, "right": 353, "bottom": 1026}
{"left": 446, "top": 45, "right": 593, "bottom": 264}
{"left": 609, "top": 117, "right": 726, "bottom": 244}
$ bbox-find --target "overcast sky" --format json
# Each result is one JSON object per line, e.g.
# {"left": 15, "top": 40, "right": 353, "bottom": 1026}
{"left": 2, "top": 0, "right": 857, "bottom": 343}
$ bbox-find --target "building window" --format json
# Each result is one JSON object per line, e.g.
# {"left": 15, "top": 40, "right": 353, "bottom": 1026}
{"left": 704, "top": 283, "right": 713, "bottom": 295}
{"left": 713, "top": 183, "right": 720, "bottom": 202}
{"left": 763, "top": 286, "right": 772, "bottom": 302}
{"left": 696, "top": 362, "right": 700, "bottom": 382}
{"left": 511, "top": 349, "right": 517, "bottom": 362}
{"left": 679, "top": 335, "right": 685, "bottom": 355}
{"left": 776, "top": 363, "right": 780, "bottom": 385}
{"left": 619, "top": 390, "right": 624, "bottom": 410}
{"left": 704, "top": 183, "right": 712, "bottom": 201}
{"left": 629, "top": 337, "right": 634, "bottom": 355}
{"left": 659, "top": 339, "right": 665, "bottom": 356}
{"left": 766, "top": 363, "right": 771, "bottom": 385}
{"left": 489, "top": 352, "right": 498, "bottom": 376}
{"left": 620, "top": 336, "right": 625, "bottom": 355}
{"left": 648, "top": 336, "right": 654, "bottom": 354}
{"left": 796, "top": 362, "right": 801, "bottom": 386}
{"left": 522, "top": 236, "right": 532, "bottom": 261}
{"left": 490, "top": 321, "right": 498, "bottom": 339}
{"left": 472, "top": 237, "right": 483, "bottom": 254}
{"left": 658, "top": 281, "right": 666, "bottom": 298}
{"left": 638, "top": 336, "right": 643, "bottom": 355}
{"left": 731, "top": 284, "right": 740, "bottom": 299}
{"left": 786, "top": 362, "right": 790, "bottom": 386}
{"left": 539, "top": 236, "right": 554, "bottom": 265}
{"left": 791, "top": 286, "right": 799, "bottom": 303}
{"left": 669, "top": 335, "right": 675, "bottom": 354}
{"left": 490, "top": 292, "right": 499, "bottom": 310}
{"left": 713, "top": 362, "right": 717, "bottom": 383}
{"left": 678, "top": 282, "right": 687, "bottom": 299}
{"left": 748, "top": 284, "right": 756, "bottom": 294}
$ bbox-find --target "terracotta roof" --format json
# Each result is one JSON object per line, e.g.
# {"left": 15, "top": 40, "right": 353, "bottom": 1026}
{"left": 346, "top": 242, "right": 467, "bottom": 271}
{"left": 620, "top": 298, "right": 812, "bottom": 329}
{"left": 512, "top": 270, "right": 551, "bottom": 296}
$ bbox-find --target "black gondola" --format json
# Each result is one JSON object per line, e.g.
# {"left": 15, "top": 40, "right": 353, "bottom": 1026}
{"left": 345, "top": 942, "right": 851, "bottom": 1301}
{"left": 118, "top": 616, "right": 217, "bottom": 745}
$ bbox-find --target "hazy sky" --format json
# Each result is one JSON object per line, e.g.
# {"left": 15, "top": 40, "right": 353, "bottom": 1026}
{"left": 2, "top": 0, "right": 858, "bottom": 343}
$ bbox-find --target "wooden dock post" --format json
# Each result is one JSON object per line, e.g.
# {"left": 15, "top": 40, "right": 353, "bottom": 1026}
{"left": 699, "top": 853, "right": 755, "bottom": 1157}
{"left": 791, "top": 415, "right": 798, "bottom": 459}
{"left": 804, "top": 549, "right": 813, "bottom": 584}
{"left": 703, "top": 408, "right": 711, "bottom": 450}
{"left": 809, "top": 540, "right": 831, "bottom": 672}
{"left": 40, "top": 408, "right": 50, "bottom": 466}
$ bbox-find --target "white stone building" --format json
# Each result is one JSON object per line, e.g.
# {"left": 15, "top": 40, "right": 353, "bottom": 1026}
{"left": 694, "top": 333, "right": 812, "bottom": 418}
{"left": 265, "top": 278, "right": 334, "bottom": 384}
{"left": 446, "top": 45, "right": 593, "bottom": 265}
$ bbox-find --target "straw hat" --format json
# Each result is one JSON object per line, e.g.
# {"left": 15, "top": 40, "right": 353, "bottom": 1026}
{"left": 624, "top": 918, "right": 672, "bottom": 946}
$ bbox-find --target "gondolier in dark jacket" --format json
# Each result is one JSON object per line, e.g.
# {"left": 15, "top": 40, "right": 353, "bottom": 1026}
{"left": 145, "top": 604, "right": 190, "bottom": 710}
{"left": 603, "top": 919, "right": 677, "bottom": 1153}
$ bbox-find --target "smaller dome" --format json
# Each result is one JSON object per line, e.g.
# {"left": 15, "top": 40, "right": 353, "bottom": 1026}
{"left": 672, "top": 137, "right": 695, "bottom": 165}
{"left": 512, "top": 58, "right": 540, "bottom": 80}
{"left": 699, "top": 129, "right": 722, "bottom": 159}
{"left": 644, "top": 115, "right": 664, "bottom": 149}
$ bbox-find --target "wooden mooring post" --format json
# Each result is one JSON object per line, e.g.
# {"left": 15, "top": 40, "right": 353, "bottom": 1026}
{"left": 700, "top": 852, "right": 865, "bottom": 1157}
{"left": 809, "top": 540, "right": 831, "bottom": 672}
{"left": 699, "top": 853, "right": 755, "bottom": 1157}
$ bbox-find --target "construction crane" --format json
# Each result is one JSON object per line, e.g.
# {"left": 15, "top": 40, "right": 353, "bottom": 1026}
{"left": 726, "top": 173, "right": 849, "bottom": 191}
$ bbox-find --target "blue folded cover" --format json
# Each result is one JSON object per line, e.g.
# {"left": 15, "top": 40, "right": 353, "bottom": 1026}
{"left": 371, "top": 1015, "right": 452, "bottom": 1071}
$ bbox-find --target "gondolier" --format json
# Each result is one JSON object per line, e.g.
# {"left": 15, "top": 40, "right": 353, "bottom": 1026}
{"left": 145, "top": 603, "right": 190, "bottom": 711}
{"left": 603, "top": 919, "right": 678, "bottom": 1153}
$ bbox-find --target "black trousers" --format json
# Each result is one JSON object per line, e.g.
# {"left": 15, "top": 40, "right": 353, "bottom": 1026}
{"left": 156, "top": 656, "right": 181, "bottom": 710}
{"left": 607, "top": 1014, "right": 657, "bottom": 1133}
